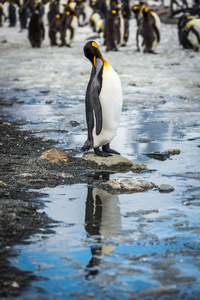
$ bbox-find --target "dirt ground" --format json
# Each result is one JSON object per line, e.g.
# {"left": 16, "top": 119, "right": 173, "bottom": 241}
{"left": 0, "top": 118, "right": 134, "bottom": 297}
{"left": 0, "top": 119, "right": 94, "bottom": 297}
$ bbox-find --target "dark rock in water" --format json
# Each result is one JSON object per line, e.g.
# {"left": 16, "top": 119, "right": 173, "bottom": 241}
{"left": 159, "top": 184, "right": 174, "bottom": 193}
{"left": 137, "top": 138, "right": 154, "bottom": 143}
{"left": 145, "top": 152, "right": 170, "bottom": 161}
{"left": 69, "top": 120, "right": 80, "bottom": 127}
{"left": 0, "top": 101, "right": 13, "bottom": 106}
{"left": 45, "top": 99, "right": 54, "bottom": 104}
{"left": 40, "top": 90, "right": 50, "bottom": 94}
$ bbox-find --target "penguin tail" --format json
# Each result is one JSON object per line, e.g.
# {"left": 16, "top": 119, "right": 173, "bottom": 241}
{"left": 81, "top": 139, "right": 93, "bottom": 152}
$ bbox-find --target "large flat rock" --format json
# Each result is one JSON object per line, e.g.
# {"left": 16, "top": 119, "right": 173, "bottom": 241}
{"left": 82, "top": 153, "right": 134, "bottom": 168}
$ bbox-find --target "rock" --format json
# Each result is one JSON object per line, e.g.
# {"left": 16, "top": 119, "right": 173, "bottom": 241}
{"left": 165, "top": 149, "right": 181, "bottom": 155}
{"left": 41, "top": 148, "right": 70, "bottom": 163}
{"left": 159, "top": 184, "right": 174, "bottom": 193}
{"left": 183, "top": 200, "right": 191, "bottom": 206}
{"left": 0, "top": 101, "right": 13, "bottom": 106}
{"left": 82, "top": 153, "right": 133, "bottom": 168}
{"left": 16, "top": 99, "right": 25, "bottom": 104}
{"left": 69, "top": 120, "right": 80, "bottom": 127}
{"left": 40, "top": 90, "right": 50, "bottom": 94}
{"left": 137, "top": 138, "right": 154, "bottom": 143}
{"left": 145, "top": 152, "right": 170, "bottom": 161}
{"left": 131, "top": 163, "right": 147, "bottom": 172}
{"left": 2, "top": 122, "right": 11, "bottom": 126}
{"left": 0, "top": 181, "right": 6, "bottom": 187}
{"left": 45, "top": 99, "right": 54, "bottom": 104}
{"left": 106, "top": 177, "right": 156, "bottom": 193}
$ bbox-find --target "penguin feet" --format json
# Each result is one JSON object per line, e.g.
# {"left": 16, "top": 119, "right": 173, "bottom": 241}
{"left": 102, "top": 143, "right": 120, "bottom": 155}
{"left": 94, "top": 147, "right": 112, "bottom": 157}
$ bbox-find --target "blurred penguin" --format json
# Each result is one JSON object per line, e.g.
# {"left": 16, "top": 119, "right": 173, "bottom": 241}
{"left": 47, "top": 0, "right": 59, "bottom": 24}
{"left": 49, "top": 12, "right": 63, "bottom": 46}
{"left": 137, "top": 5, "right": 160, "bottom": 53}
{"left": 184, "top": 17, "right": 200, "bottom": 51}
{"left": 178, "top": 13, "right": 194, "bottom": 49}
{"left": 28, "top": 1, "right": 45, "bottom": 47}
{"left": 0, "top": 2, "right": 5, "bottom": 26}
{"left": 89, "top": 0, "right": 108, "bottom": 33}
{"left": 8, "top": 0, "right": 17, "bottom": 27}
{"left": 76, "top": 0, "right": 93, "bottom": 27}
{"left": 104, "top": 1, "right": 124, "bottom": 51}
{"left": 60, "top": 1, "right": 78, "bottom": 47}
{"left": 121, "top": 0, "right": 131, "bottom": 46}
{"left": 18, "top": 4, "right": 28, "bottom": 30}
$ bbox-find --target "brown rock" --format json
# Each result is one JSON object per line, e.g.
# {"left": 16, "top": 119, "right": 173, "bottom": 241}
{"left": 41, "top": 148, "right": 70, "bottom": 163}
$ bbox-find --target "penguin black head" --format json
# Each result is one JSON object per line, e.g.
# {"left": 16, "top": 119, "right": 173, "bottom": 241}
{"left": 84, "top": 41, "right": 103, "bottom": 66}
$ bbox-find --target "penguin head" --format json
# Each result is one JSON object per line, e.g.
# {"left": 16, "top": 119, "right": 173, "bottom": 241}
{"left": 84, "top": 41, "right": 105, "bottom": 67}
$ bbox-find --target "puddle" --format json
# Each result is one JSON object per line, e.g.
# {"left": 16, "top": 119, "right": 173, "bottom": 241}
{"left": 10, "top": 180, "right": 200, "bottom": 299}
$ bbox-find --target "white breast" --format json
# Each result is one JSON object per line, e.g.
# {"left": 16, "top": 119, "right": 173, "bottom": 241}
{"left": 93, "top": 64, "right": 123, "bottom": 148}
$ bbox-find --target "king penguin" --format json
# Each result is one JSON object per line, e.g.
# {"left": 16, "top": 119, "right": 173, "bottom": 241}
{"left": 81, "top": 41, "right": 123, "bottom": 157}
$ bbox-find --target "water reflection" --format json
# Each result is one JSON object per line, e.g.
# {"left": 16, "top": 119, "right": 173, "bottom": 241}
{"left": 85, "top": 187, "right": 121, "bottom": 279}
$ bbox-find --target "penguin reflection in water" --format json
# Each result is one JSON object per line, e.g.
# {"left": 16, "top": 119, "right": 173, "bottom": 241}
{"left": 81, "top": 41, "right": 123, "bottom": 157}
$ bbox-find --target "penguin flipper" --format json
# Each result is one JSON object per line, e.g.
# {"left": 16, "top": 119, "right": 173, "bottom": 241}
{"left": 91, "top": 58, "right": 103, "bottom": 136}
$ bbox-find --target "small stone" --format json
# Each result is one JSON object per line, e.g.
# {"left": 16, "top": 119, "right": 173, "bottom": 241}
{"left": 131, "top": 163, "right": 147, "bottom": 172}
{"left": 41, "top": 148, "right": 70, "bottom": 163}
{"left": 11, "top": 281, "right": 20, "bottom": 288}
{"left": 2, "top": 122, "right": 11, "bottom": 126}
{"left": 183, "top": 200, "right": 191, "bottom": 206}
{"left": 82, "top": 153, "right": 133, "bottom": 168}
{"left": 45, "top": 99, "right": 54, "bottom": 104}
{"left": 0, "top": 181, "right": 6, "bottom": 187}
{"left": 69, "top": 120, "right": 80, "bottom": 127}
{"left": 16, "top": 99, "right": 25, "bottom": 104}
{"left": 106, "top": 177, "right": 156, "bottom": 193}
{"left": 137, "top": 138, "right": 154, "bottom": 143}
{"left": 40, "top": 90, "right": 50, "bottom": 93}
{"left": 0, "top": 101, "right": 13, "bottom": 106}
{"left": 159, "top": 184, "right": 174, "bottom": 193}
{"left": 146, "top": 152, "right": 170, "bottom": 161}
{"left": 165, "top": 149, "right": 181, "bottom": 155}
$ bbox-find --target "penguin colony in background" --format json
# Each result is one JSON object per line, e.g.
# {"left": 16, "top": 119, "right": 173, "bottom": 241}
{"left": 0, "top": 0, "right": 200, "bottom": 156}
{"left": 1, "top": 0, "right": 200, "bottom": 51}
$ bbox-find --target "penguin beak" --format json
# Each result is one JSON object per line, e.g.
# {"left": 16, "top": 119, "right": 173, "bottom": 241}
{"left": 93, "top": 56, "right": 96, "bottom": 67}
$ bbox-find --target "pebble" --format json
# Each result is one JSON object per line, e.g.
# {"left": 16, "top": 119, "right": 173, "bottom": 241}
{"left": 183, "top": 200, "right": 191, "bottom": 206}
{"left": 0, "top": 101, "right": 13, "bottom": 106}
{"left": 165, "top": 149, "right": 181, "bottom": 155}
{"left": 0, "top": 180, "right": 6, "bottom": 187}
{"left": 131, "top": 163, "right": 147, "bottom": 172}
{"left": 45, "top": 99, "right": 54, "bottom": 104}
{"left": 159, "top": 184, "right": 175, "bottom": 193}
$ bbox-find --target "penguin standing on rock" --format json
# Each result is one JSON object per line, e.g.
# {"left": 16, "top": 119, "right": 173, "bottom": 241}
{"left": 81, "top": 41, "right": 123, "bottom": 157}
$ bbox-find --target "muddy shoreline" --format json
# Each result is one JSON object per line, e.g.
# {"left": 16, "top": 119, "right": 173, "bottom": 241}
{"left": 0, "top": 118, "right": 94, "bottom": 297}
{"left": 0, "top": 117, "right": 135, "bottom": 297}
